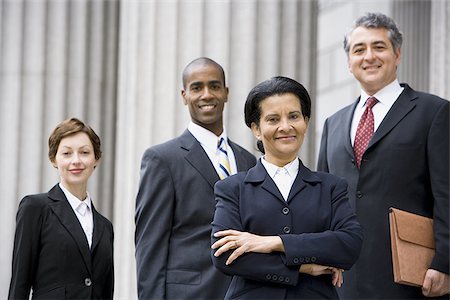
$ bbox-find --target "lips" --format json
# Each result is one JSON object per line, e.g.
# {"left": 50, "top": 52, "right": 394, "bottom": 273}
{"left": 276, "top": 136, "right": 296, "bottom": 141}
{"left": 69, "top": 169, "right": 84, "bottom": 174}
{"left": 198, "top": 102, "right": 217, "bottom": 111}
{"left": 362, "top": 65, "right": 381, "bottom": 70}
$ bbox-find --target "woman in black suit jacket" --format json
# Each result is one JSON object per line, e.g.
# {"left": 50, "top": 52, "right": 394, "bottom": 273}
{"left": 8, "top": 118, "right": 114, "bottom": 300}
{"left": 211, "top": 76, "right": 363, "bottom": 299}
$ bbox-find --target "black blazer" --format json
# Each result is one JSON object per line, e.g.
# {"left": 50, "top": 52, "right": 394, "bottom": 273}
{"left": 318, "top": 84, "right": 449, "bottom": 299}
{"left": 135, "top": 130, "right": 256, "bottom": 300}
{"left": 8, "top": 184, "right": 114, "bottom": 300}
{"left": 211, "top": 159, "right": 363, "bottom": 299}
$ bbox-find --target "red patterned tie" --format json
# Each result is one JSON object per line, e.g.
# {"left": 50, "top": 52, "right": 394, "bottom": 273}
{"left": 354, "top": 97, "right": 378, "bottom": 168}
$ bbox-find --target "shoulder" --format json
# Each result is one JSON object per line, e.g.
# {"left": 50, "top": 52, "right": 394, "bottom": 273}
{"left": 141, "top": 134, "right": 190, "bottom": 162}
{"left": 19, "top": 192, "right": 51, "bottom": 208}
{"left": 215, "top": 171, "right": 247, "bottom": 192}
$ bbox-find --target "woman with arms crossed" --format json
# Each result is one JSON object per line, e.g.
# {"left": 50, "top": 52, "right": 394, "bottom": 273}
{"left": 211, "top": 76, "right": 363, "bottom": 299}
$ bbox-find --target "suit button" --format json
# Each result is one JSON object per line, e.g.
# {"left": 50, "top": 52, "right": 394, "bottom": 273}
{"left": 272, "top": 275, "right": 278, "bottom": 281}
{"left": 299, "top": 257, "right": 305, "bottom": 263}
{"left": 283, "top": 226, "right": 291, "bottom": 233}
{"left": 356, "top": 191, "right": 363, "bottom": 198}
{"left": 84, "top": 278, "right": 92, "bottom": 287}
{"left": 266, "top": 274, "right": 272, "bottom": 280}
{"left": 278, "top": 276, "right": 284, "bottom": 281}
{"left": 282, "top": 207, "right": 290, "bottom": 215}
{"left": 305, "top": 257, "right": 311, "bottom": 263}
{"left": 285, "top": 277, "right": 290, "bottom": 283}
{"left": 351, "top": 159, "right": 356, "bottom": 166}
{"left": 293, "top": 258, "right": 299, "bottom": 264}
{"left": 311, "top": 256, "right": 317, "bottom": 262}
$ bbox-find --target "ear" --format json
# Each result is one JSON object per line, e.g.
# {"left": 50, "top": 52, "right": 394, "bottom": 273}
{"left": 394, "top": 47, "right": 401, "bottom": 66}
{"left": 181, "top": 90, "right": 187, "bottom": 105}
{"left": 224, "top": 86, "right": 229, "bottom": 103}
{"left": 250, "top": 122, "right": 261, "bottom": 140}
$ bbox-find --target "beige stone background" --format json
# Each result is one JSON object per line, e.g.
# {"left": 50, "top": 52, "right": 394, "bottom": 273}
{"left": 0, "top": 0, "right": 448, "bottom": 298}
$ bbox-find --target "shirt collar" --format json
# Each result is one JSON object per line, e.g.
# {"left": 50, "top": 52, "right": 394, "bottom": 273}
{"left": 188, "top": 121, "right": 227, "bottom": 150}
{"left": 360, "top": 79, "right": 403, "bottom": 108}
{"left": 59, "top": 183, "right": 92, "bottom": 211}
{"left": 261, "top": 157, "right": 299, "bottom": 178}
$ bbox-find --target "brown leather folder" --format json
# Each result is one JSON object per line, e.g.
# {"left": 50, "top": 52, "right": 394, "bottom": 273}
{"left": 389, "top": 207, "right": 435, "bottom": 287}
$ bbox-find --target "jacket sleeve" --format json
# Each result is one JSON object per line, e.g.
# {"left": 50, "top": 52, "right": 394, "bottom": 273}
{"left": 8, "top": 197, "right": 42, "bottom": 300}
{"left": 135, "top": 148, "right": 174, "bottom": 299}
{"left": 428, "top": 100, "right": 449, "bottom": 274}
{"left": 211, "top": 178, "right": 300, "bottom": 286}
{"left": 280, "top": 177, "right": 363, "bottom": 270}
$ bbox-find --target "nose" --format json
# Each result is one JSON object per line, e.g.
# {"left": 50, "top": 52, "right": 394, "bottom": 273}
{"left": 279, "top": 118, "right": 292, "bottom": 131}
{"left": 200, "top": 87, "right": 214, "bottom": 99}
{"left": 71, "top": 153, "right": 81, "bottom": 164}
{"left": 364, "top": 47, "right": 376, "bottom": 60}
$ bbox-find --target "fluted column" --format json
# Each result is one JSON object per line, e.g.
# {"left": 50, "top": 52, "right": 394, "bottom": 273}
{"left": 0, "top": 1, "right": 118, "bottom": 298}
{"left": 393, "top": 0, "right": 431, "bottom": 92}
{"left": 429, "top": 0, "right": 450, "bottom": 99}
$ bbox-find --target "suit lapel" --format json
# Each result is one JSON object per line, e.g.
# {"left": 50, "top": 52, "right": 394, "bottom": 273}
{"left": 229, "top": 141, "right": 247, "bottom": 172}
{"left": 345, "top": 100, "right": 359, "bottom": 158}
{"left": 180, "top": 130, "right": 219, "bottom": 189}
{"left": 287, "top": 161, "right": 320, "bottom": 203}
{"left": 246, "top": 161, "right": 286, "bottom": 204}
{"left": 48, "top": 185, "right": 92, "bottom": 273}
{"left": 367, "top": 85, "right": 416, "bottom": 150}
{"left": 91, "top": 205, "right": 105, "bottom": 253}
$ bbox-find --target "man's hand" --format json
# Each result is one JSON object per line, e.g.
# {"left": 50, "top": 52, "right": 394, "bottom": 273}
{"left": 422, "top": 269, "right": 449, "bottom": 297}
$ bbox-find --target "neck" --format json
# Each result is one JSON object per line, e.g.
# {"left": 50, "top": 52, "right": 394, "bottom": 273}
{"left": 61, "top": 182, "right": 87, "bottom": 201}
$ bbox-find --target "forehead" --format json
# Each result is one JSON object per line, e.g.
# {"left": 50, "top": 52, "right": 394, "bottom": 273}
{"left": 348, "top": 27, "right": 390, "bottom": 47}
{"left": 59, "top": 132, "right": 92, "bottom": 147}
{"left": 260, "top": 93, "right": 301, "bottom": 113}
{"left": 185, "top": 64, "right": 224, "bottom": 86}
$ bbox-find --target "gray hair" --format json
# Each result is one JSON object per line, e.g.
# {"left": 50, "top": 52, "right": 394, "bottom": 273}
{"left": 344, "top": 12, "right": 403, "bottom": 55}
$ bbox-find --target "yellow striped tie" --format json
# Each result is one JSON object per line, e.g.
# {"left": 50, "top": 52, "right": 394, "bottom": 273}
{"left": 218, "top": 137, "right": 231, "bottom": 179}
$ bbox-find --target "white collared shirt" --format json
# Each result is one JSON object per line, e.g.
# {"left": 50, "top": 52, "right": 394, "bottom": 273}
{"left": 261, "top": 157, "right": 299, "bottom": 201}
{"left": 188, "top": 121, "right": 238, "bottom": 176}
{"left": 59, "top": 183, "right": 94, "bottom": 248}
{"left": 351, "top": 79, "right": 404, "bottom": 145}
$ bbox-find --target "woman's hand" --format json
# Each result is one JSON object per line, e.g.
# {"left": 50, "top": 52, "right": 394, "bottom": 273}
{"left": 211, "top": 229, "right": 284, "bottom": 265}
{"left": 299, "top": 264, "right": 344, "bottom": 287}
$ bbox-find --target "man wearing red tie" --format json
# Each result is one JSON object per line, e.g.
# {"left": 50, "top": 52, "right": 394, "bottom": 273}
{"left": 317, "top": 12, "right": 449, "bottom": 299}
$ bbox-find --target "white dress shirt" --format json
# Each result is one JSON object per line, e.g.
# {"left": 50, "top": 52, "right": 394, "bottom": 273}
{"left": 188, "top": 121, "right": 238, "bottom": 176}
{"left": 59, "top": 183, "right": 94, "bottom": 248}
{"left": 351, "top": 79, "right": 404, "bottom": 145}
{"left": 261, "top": 157, "right": 299, "bottom": 201}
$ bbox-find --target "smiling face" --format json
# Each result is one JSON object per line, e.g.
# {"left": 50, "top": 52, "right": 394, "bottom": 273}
{"left": 347, "top": 26, "right": 401, "bottom": 95}
{"left": 52, "top": 132, "right": 99, "bottom": 194}
{"left": 251, "top": 93, "right": 309, "bottom": 167}
{"left": 181, "top": 63, "right": 229, "bottom": 136}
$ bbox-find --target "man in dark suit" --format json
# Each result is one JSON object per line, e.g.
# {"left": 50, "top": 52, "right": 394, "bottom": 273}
{"left": 135, "top": 57, "right": 256, "bottom": 300}
{"left": 317, "top": 12, "right": 449, "bottom": 299}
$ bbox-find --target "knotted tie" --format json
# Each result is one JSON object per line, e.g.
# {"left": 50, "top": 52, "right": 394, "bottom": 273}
{"left": 217, "top": 137, "right": 231, "bottom": 179}
{"left": 354, "top": 97, "right": 378, "bottom": 168}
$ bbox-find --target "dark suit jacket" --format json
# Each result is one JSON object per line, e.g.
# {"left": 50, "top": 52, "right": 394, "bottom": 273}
{"left": 211, "top": 159, "right": 363, "bottom": 300}
{"left": 317, "top": 84, "right": 449, "bottom": 299}
{"left": 135, "top": 129, "right": 256, "bottom": 300}
{"left": 8, "top": 184, "right": 114, "bottom": 300}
